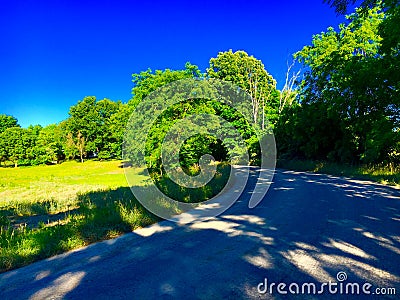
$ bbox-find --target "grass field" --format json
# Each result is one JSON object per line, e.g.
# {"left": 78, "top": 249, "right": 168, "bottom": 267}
{"left": 0, "top": 160, "right": 146, "bottom": 217}
{"left": 0, "top": 160, "right": 231, "bottom": 272}
{"left": 0, "top": 160, "right": 159, "bottom": 272}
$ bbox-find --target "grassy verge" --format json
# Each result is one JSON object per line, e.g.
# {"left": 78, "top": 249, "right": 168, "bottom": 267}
{"left": 277, "top": 159, "right": 400, "bottom": 186}
{"left": 0, "top": 160, "right": 231, "bottom": 272}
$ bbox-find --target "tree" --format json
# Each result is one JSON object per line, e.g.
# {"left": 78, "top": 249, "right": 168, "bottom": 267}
{"left": 34, "top": 124, "right": 64, "bottom": 164}
{"left": 207, "top": 50, "right": 278, "bottom": 129}
{"left": 64, "top": 131, "right": 85, "bottom": 162}
{"left": 0, "top": 114, "right": 19, "bottom": 134}
{"left": 66, "top": 96, "right": 99, "bottom": 157}
{"left": 281, "top": 3, "right": 399, "bottom": 165}
{"left": 106, "top": 103, "right": 133, "bottom": 159}
{"left": 122, "top": 63, "right": 201, "bottom": 162}
{"left": 278, "top": 60, "right": 301, "bottom": 114}
{"left": 323, "top": 1, "right": 400, "bottom": 133}
{"left": 76, "top": 131, "right": 85, "bottom": 163}
{"left": 93, "top": 98, "right": 120, "bottom": 159}
{"left": 66, "top": 96, "right": 122, "bottom": 160}
{"left": 323, "top": 0, "right": 398, "bottom": 14}
{"left": 24, "top": 125, "right": 42, "bottom": 165}
{"left": 129, "top": 62, "right": 201, "bottom": 107}
{"left": 0, "top": 127, "right": 35, "bottom": 167}
{"left": 124, "top": 78, "right": 259, "bottom": 171}
{"left": 126, "top": 65, "right": 210, "bottom": 169}
{"left": 324, "top": 0, "right": 378, "bottom": 14}
{"left": 65, "top": 132, "right": 78, "bottom": 160}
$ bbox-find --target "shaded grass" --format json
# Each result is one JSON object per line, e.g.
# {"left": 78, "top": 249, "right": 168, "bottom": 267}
{"left": 0, "top": 186, "right": 160, "bottom": 272}
{"left": 0, "top": 160, "right": 146, "bottom": 217}
{"left": 0, "top": 160, "right": 231, "bottom": 272}
{"left": 0, "top": 160, "right": 154, "bottom": 272}
{"left": 152, "top": 162, "right": 232, "bottom": 203}
{"left": 277, "top": 159, "right": 400, "bottom": 186}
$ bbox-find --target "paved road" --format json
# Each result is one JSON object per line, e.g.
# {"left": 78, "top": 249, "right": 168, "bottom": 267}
{"left": 1, "top": 169, "right": 399, "bottom": 299}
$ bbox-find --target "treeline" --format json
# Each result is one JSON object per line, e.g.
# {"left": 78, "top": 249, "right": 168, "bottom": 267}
{"left": 276, "top": 2, "right": 399, "bottom": 166}
{"left": 0, "top": 1, "right": 398, "bottom": 168}
{"left": 0, "top": 99, "right": 131, "bottom": 167}
{"left": 0, "top": 54, "right": 278, "bottom": 168}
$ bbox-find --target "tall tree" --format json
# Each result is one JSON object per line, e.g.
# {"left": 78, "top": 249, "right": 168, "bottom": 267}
{"left": 207, "top": 50, "right": 278, "bottom": 129}
{"left": 280, "top": 3, "right": 399, "bottom": 165}
{"left": 278, "top": 60, "right": 301, "bottom": 114}
{"left": 66, "top": 96, "right": 99, "bottom": 157}
{"left": 66, "top": 96, "right": 121, "bottom": 160}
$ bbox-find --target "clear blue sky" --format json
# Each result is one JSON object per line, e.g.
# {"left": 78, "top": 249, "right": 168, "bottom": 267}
{"left": 0, "top": 0, "right": 350, "bottom": 128}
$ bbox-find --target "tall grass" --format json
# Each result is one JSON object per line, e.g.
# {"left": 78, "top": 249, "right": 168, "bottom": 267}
{"left": 277, "top": 159, "right": 400, "bottom": 186}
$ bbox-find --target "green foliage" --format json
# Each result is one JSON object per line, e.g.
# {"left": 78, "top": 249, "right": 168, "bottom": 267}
{"left": 129, "top": 62, "right": 201, "bottom": 107}
{"left": 106, "top": 104, "right": 134, "bottom": 159}
{"left": 207, "top": 50, "right": 279, "bottom": 127}
{"left": 151, "top": 162, "right": 232, "bottom": 203}
{"left": 0, "top": 114, "right": 19, "bottom": 134}
{"left": 276, "top": 3, "right": 399, "bottom": 166}
{"left": 32, "top": 124, "right": 64, "bottom": 165}
{"left": 126, "top": 65, "right": 230, "bottom": 172}
{"left": 124, "top": 77, "right": 261, "bottom": 173}
{"left": 65, "top": 96, "right": 127, "bottom": 161}
{"left": 144, "top": 98, "right": 223, "bottom": 169}
{"left": 0, "top": 127, "right": 36, "bottom": 167}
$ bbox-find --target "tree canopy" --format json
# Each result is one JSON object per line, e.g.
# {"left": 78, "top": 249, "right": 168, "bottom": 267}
{"left": 0, "top": 114, "right": 19, "bottom": 134}
{"left": 207, "top": 50, "right": 279, "bottom": 128}
{"left": 275, "top": 2, "right": 399, "bottom": 165}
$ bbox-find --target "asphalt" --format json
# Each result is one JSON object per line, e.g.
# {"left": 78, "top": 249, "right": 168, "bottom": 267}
{"left": 0, "top": 169, "right": 399, "bottom": 299}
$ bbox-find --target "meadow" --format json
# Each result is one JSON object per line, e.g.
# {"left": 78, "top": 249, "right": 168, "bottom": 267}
{"left": 0, "top": 160, "right": 230, "bottom": 272}
{"left": 0, "top": 160, "right": 159, "bottom": 272}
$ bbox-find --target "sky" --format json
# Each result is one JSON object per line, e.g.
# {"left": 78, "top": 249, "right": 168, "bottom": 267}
{"left": 0, "top": 0, "right": 352, "bottom": 128}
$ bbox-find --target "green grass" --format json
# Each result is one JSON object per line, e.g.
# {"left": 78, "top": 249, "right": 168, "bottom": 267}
{"left": 277, "top": 159, "right": 400, "bottom": 186}
{"left": 0, "top": 160, "right": 157, "bottom": 272}
{"left": 0, "top": 160, "right": 231, "bottom": 272}
{"left": 0, "top": 160, "right": 147, "bottom": 216}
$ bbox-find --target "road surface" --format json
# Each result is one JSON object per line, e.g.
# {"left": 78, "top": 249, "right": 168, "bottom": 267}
{"left": 1, "top": 169, "right": 399, "bottom": 299}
